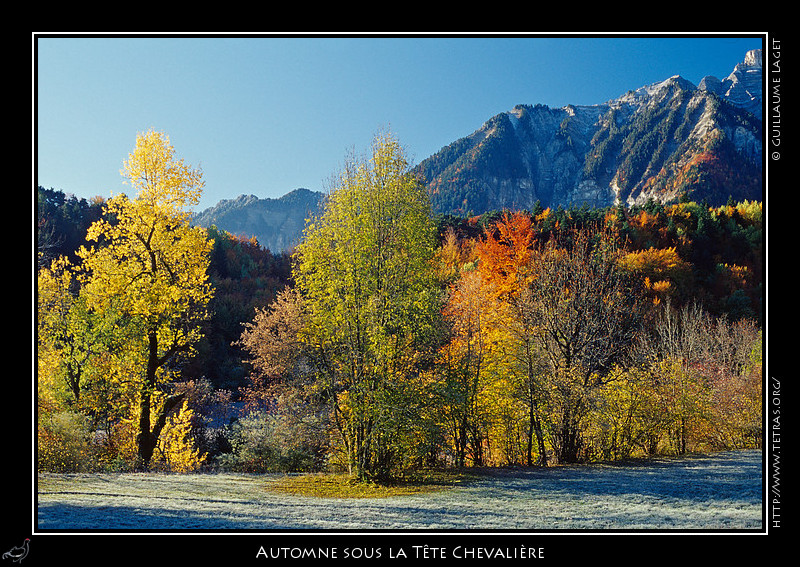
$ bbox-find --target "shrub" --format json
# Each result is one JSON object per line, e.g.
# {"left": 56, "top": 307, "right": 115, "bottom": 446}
{"left": 37, "top": 410, "right": 98, "bottom": 472}
{"left": 218, "top": 411, "right": 322, "bottom": 473}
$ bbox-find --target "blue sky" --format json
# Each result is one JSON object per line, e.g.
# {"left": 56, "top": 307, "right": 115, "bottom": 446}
{"left": 35, "top": 34, "right": 764, "bottom": 212}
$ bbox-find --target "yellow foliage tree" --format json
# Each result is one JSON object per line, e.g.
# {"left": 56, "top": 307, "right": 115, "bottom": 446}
{"left": 474, "top": 212, "right": 551, "bottom": 466}
{"left": 619, "top": 246, "right": 693, "bottom": 303}
{"left": 437, "top": 269, "right": 498, "bottom": 467}
{"left": 155, "top": 400, "right": 207, "bottom": 472}
{"left": 589, "top": 366, "right": 671, "bottom": 460}
{"left": 78, "top": 129, "right": 213, "bottom": 470}
{"left": 37, "top": 256, "right": 76, "bottom": 407}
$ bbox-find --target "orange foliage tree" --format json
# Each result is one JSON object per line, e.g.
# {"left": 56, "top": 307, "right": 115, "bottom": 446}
{"left": 473, "top": 212, "right": 551, "bottom": 465}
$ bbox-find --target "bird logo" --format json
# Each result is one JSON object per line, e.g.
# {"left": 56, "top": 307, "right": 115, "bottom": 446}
{"left": 2, "top": 539, "right": 29, "bottom": 563}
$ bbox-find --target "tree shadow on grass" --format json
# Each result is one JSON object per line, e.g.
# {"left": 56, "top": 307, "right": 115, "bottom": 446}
{"left": 473, "top": 449, "right": 762, "bottom": 503}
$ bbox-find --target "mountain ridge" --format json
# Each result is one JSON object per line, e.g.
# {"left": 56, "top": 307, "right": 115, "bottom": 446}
{"left": 194, "top": 49, "right": 763, "bottom": 250}
{"left": 419, "top": 49, "right": 763, "bottom": 215}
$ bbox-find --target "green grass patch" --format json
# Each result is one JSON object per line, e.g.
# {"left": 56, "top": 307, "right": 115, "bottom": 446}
{"left": 266, "top": 469, "right": 477, "bottom": 499}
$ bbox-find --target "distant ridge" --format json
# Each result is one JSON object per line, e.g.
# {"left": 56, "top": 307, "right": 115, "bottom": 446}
{"left": 192, "top": 188, "right": 325, "bottom": 252}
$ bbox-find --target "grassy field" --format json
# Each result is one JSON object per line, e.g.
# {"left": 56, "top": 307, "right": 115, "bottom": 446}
{"left": 36, "top": 449, "right": 763, "bottom": 531}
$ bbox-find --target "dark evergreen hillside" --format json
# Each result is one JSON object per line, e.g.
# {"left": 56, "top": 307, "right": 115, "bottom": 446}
{"left": 37, "top": 186, "right": 105, "bottom": 267}
{"left": 437, "top": 197, "right": 762, "bottom": 322}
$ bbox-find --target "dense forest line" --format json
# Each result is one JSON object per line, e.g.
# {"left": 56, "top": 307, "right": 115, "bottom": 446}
{"left": 36, "top": 130, "right": 762, "bottom": 479}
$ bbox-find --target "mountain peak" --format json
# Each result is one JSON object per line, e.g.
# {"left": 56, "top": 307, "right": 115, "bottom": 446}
{"left": 698, "top": 48, "right": 762, "bottom": 118}
{"left": 743, "top": 48, "right": 763, "bottom": 68}
{"left": 199, "top": 49, "right": 763, "bottom": 241}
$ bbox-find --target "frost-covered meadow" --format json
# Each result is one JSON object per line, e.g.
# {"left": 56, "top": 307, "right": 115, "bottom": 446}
{"left": 36, "top": 449, "right": 762, "bottom": 531}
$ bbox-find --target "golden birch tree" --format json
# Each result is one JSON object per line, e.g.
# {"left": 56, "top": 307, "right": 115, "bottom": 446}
{"left": 77, "top": 129, "right": 213, "bottom": 470}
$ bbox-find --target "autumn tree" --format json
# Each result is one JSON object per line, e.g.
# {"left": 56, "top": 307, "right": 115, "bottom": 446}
{"left": 77, "top": 129, "right": 213, "bottom": 470}
{"left": 436, "top": 268, "right": 495, "bottom": 467}
{"left": 618, "top": 246, "right": 694, "bottom": 304}
{"left": 641, "top": 301, "right": 761, "bottom": 453}
{"left": 588, "top": 364, "right": 674, "bottom": 460}
{"left": 37, "top": 246, "right": 145, "bottom": 471}
{"left": 233, "top": 287, "right": 331, "bottom": 471}
{"left": 37, "top": 257, "right": 95, "bottom": 471}
{"left": 475, "top": 211, "right": 535, "bottom": 299}
{"left": 526, "top": 226, "right": 647, "bottom": 463}
{"left": 237, "top": 287, "right": 309, "bottom": 410}
{"left": 38, "top": 256, "right": 99, "bottom": 407}
{"left": 475, "top": 212, "right": 551, "bottom": 466}
{"left": 292, "top": 130, "right": 441, "bottom": 480}
{"left": 435, "top": 227, "right": 477, "bottom": 285}
{"left": 703, "top": 318, "right": 761, "bottom": 449}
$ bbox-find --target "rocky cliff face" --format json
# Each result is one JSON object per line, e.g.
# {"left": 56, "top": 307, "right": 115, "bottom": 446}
{"left": 699, "top": 49, "right": 763, "bottom": 119}
{"left": 418, "top": 50, "right": 763, "bottom": 215}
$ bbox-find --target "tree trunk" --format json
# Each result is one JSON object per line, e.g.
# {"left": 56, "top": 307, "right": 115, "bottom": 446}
{"left": 526, "top": 378, "right": 548, "bottom": 466}
{"left": 136, "top": 391, "right": 186, "bottom": 469}
{"left": 526, "top": 406, "right": 534, "bottom": 466}
{"left": 534, "top": 419, "right": 548, "bottom": 466}
{"left": 557, "top": 405, "right": 583, "bottom": 464}
{"left": 456, "top": 419, "right": 467, "bottom": 468}
{"left": 136, "top": 386, "right": 154, "bottom": 469}
{"left": 135, "top": 331, "right": 185, "bottom": 469}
